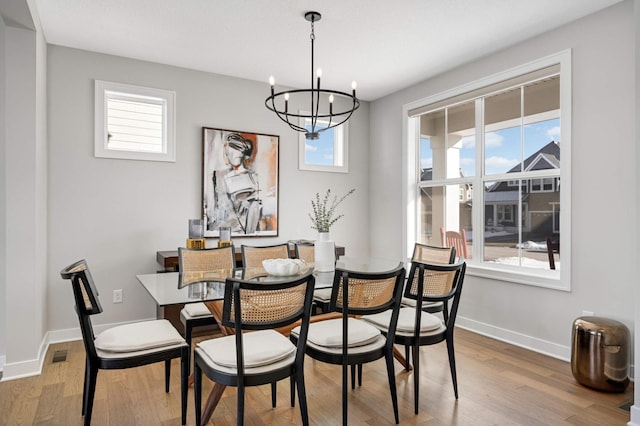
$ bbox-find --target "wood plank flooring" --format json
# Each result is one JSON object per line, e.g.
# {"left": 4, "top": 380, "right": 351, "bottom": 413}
{"left": 0, "top": 328, "right": 632, "bottom": 425}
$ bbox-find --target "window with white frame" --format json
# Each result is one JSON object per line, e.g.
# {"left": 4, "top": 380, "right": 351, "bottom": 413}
{"left": 95, "top": 80, "right": 176, "bottom": 162}
{"left": 298, "top": 114, "right": 348, "bottom": 173}
{"left": 406, "top": 51, "right": 571, "bottom": 290}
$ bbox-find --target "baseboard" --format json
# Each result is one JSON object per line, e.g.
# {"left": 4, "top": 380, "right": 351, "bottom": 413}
{"left": 456, "top": 315, "right": 636, "bottom": 378}
{"left": 0, "top": 317, "right": 156, "bottom": 381}
{"left": 457, "top": 315, "right": 572, "bottom": 361}
{"left": 0, "top": 355, "right": 6, "bottom": 372}
{"left": 629, "top": 406, "right": 640, "bottom": 426}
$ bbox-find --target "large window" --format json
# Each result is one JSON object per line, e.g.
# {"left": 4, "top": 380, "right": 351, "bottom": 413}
{"left": 95, "top": 80, "right": 176, "bottom": 162}
{"left": 405, "top": 51, "right": 571, "bottom": 290}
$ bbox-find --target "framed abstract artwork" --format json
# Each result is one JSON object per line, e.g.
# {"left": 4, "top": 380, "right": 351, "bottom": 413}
{"left": 202, "top": 127, "right": 279, "bottom": 238}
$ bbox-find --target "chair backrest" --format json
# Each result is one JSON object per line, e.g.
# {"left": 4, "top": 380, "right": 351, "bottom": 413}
{"left": 546, "top": 236, "right": 560, "bottom": 270}
{"left": 178, "top": 245, "right": 236, "bottom": 288}
{"left": 241, "top": 243, "right": 290, "bottom": 268}
{"left": 412, "top": 243, "right": 456, "bottom": 265}
{"left": 294, "top": 243, "right": 315, "bottom": 264}
{"left": 331, "top": 264, "right": 406, "bottom": 316}
{"left": 221, "top": 271, "right": 316, "bottom": 369}
{"left": 60, "top": 259, "right": 103, "bottom": 358}
{"left": 440, "top": 227, "right": 469, "bottom": 259}
{"left": 404, "top": 260, "right": 466, "bottom": 331}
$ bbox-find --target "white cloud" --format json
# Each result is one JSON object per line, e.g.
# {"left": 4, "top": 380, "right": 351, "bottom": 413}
{"left": 485, "top": 156, "right": 519, "bottom": 170}
{"left": 459, "top": 135, "right": 475, "bottom": 149}
{"left": 460, "top": 158, "right": 474, "bottom": 166}
{"left": 305, "top": 143, "right": 318, "bottom": 152}
{"left": 421, "top": 158, "right": 433, "bottom": 169}
{"left": 546, "top": 126, "right": 561, "bottom": 141}
{"left": 485, "top": 132, "right": 504, "bottom": 148}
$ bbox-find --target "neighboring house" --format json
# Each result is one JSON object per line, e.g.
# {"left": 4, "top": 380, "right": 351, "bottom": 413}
{"left": 485, "top": 141, "right": 560, "bottom": 238}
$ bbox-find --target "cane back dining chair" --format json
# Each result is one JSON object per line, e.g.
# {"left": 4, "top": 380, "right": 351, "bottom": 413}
{"left": 178, "top": 245, "right": 236, "bottom": 373}
{"left": 291, "top": 263, "right": 406, "bottom": 425}
{"left": 193, "top": 271, "right": 316, "bottom": 426}
{"left": 294, "top": 242, "right": 332, "bottom": 314}
{"left": 241, "top": 243, "right": 291, "bottom": 268}
{"left": 362, "top": 259, "right": 467, "bottom": 414}
{"left": 60, "top": 259, "right": 188, "bottom": 426}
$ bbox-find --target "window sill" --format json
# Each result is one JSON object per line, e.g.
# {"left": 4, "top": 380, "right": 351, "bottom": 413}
{"left": 466, "top": 262, "right": 568, "bottom": 292}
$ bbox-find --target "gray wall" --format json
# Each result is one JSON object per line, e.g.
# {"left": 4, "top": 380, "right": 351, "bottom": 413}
{"left": 46, "top": 46, "right": 370, "bottom": 333}
{"left": 370, "top": 1, "right": 635, "bottom": 359}
{"left": 0, "top": 13, "right": 7, "bottom": 366}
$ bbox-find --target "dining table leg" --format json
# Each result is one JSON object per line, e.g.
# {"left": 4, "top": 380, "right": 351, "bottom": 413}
{"left": 393, "top": 346, "right": 412, "bottom": 371}
{"left": 201, "top": 382, "right": 227, "bottom": 425}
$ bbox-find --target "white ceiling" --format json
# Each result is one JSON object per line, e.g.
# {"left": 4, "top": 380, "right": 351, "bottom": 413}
{"left": 32, "top": 0, "right": 622, "bottom": 101}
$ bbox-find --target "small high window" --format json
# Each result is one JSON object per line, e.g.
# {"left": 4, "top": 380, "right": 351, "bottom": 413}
{"left": 298, "top": 114, "right": 348, "bottom": 173}
{"left": 95, "top": 80, "right": 176, "bottom": 162}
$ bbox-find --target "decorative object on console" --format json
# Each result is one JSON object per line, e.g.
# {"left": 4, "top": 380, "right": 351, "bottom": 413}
{"left": 265, "top": 11, "right": 360, "bottom": 140}
{"left": 202, "top": 127, "right": 279, "bottom": 238}
{"left": 187, "top": 218, "right": 205, "bottom": 248}
{"left": 309, "top": 188, "right": 355, "bottom": 272}
{"left": 218, "top": 226, "right": 232, "bottom": 248}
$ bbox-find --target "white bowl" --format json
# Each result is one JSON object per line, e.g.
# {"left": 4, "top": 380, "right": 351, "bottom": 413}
{"left": 262, "top": 258, "right": 306, "bottom": 276}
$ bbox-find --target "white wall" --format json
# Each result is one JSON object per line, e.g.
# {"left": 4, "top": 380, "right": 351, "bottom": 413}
{"left": 632, "top": 0, "right": 639, "bottom": 424}
{"left": 2, "top": 19, "right": 48, "bottom": 378}
{"left": 0, "top": 13, "right": 7, "bottom": 370}
{"left": 370, "top": 1, "right": 635, "bottom": 360}
{"left": 46, "top": 46, "right": 370, "bottom": 335}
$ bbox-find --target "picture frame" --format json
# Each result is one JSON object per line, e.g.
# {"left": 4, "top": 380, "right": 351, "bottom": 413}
{"left": 202, "top": 127, "right": 279, "bottom": 238}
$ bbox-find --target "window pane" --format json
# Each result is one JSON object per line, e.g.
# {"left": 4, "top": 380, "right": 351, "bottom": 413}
{"left": 304, "top": 125, "right": 335, "bottom": 166}
{"left": 419, "top": 109, "right": 444, "bottom": 180}
{"left": 485, "top": 88, "right": 522, "bottom": 175}
{"left": 484, "top": 178, "right": 560, "bottom": 270}
{"left": 449, "top": 100, "right": 476, "bottom": 177}
{"left": 106, "top": 93, "right": 165, "bottom": 153}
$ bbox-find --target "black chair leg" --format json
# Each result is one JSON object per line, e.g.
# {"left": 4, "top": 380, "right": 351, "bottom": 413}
{"left": 446, "top": 335, "right": 459, "bottom": 399}
{"left": 185, "top": 322, "right": 193, "bottom": 374}
{"left": 413, "top": 344, "right": 420, "bottom": 414}
{"left": 290, "top": 375, "right": 296, "bottom": 407}
{"left": 296, "top": 369, "right": 310, "bottom": 426}
{"left": 84, "top": 365, "right": 98, "bottom": 426}
{"left": 194, "top": 360, "right": 202, "bottom": 426}
{"left": 271, "top": 382, "right": 277, "bottom": 408}
{"left": 238, "top": 384, "right": 245, "bottom": 425}
{"left": 165, "top": 359, "right": 171, "bottom": 393}
{"left": 405, "top": 345, "right": 411, "bottom": 371}
{"left": 351, "top": 364, "right": 356, "bottom": 390}
{"left": 385, "top": 352, "right": 399, "bottom": 424}
{"left": 181, "top": 350, "right": 188, "bottom": 426}
{"left": 342, "top": 361, "right": 348, "bottom": 425}
{"left": 81, "top": 358, "right": 89, "bottom": 415}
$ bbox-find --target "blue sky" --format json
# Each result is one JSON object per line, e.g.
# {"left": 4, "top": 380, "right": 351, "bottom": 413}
{"left": 421, "top": 118, "right": 560, "bottom": 177}
{"left": 304, "top": 126, "right": 335, "bottom": 165}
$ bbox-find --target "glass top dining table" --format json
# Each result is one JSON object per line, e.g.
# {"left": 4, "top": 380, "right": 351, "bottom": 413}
{"left": 137, "top": 256, "right": 403, "bottom": 307}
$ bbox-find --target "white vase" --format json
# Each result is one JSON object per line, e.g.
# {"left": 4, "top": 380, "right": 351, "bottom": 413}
{"left": 314, "top": 232, "right": 336, "bottom": 272}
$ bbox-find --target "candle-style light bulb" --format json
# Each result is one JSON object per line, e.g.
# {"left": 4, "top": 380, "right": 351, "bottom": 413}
{"left": 329, "top": 94, "right": 334, "bottom": 103}
{"left": 351, "top": 81, "right": 357, "bottom": 97}
{"left": 284, "top": 92, "right": 289, "bottom": 113}
{"left": 316, "top": 68, "right": 322, "bottom": 78}
{"left": 269, "top": 76, "right": 275, "bottom": 86}
{"left": 329, "top": 94, "right": 334, "bottom": 115}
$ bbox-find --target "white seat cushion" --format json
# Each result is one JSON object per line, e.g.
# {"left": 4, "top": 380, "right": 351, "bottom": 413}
{"left": 182, "top": 302, "right": 213, "bottom": 318}
{"left": 197, "top": 329, "right": 295, "bottom": 368}
{"left": 94, "top": 319, "right": 185, "bottom": 353}
{"left": 293, "top": 318, "right": 381, "bottom": 348}
{"left": 362, "top": 307, "right": 443, "bottom": 334}
{"left": 401, "top": 297, "right": 443, "bottom": 310}
{"left": 313, "top": 288, "right": 332, "bottom": 302}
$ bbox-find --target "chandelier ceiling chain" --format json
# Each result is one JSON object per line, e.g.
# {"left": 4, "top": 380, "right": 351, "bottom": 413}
{"left": 265, "top": 11, "right": 360, "bottom": 140}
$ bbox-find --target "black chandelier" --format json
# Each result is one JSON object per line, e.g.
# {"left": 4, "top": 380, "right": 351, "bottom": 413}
{"left": 265, "top": 11, "right": 360, "bottom": 140}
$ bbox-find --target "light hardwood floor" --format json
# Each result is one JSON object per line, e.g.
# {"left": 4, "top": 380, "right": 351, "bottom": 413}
{"left": 0, "top": 328, "right": 632, "bottom": 425}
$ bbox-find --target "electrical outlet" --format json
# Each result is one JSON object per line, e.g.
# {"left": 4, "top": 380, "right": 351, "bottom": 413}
{"left": 113, "top": 289, "right": 123, "bottom": 304}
